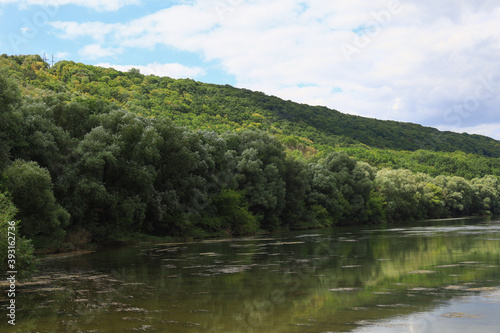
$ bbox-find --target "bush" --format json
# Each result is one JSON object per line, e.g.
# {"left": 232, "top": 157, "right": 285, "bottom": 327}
{"left": 212, "top": 189, "right": 259, "bottom": 235}
{"left": 0, "top": 190, "right": 37, "bottom": 279}
{"left": 5, "top": 160, "right": 69, "bottom": 249}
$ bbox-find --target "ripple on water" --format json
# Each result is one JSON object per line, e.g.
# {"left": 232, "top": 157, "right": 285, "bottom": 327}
{"left": 122, "top": 317, "right": 144, "bottom": 321}
{"left": 435, "top": 264, "right": 461, "bottom": 268}
{"left": 441, "top": 312, "right": 480, "bottom": 318}
{"left": 208, "top": 265, "right": 254, "bottom": 274}
{"left": 128, "top": 324, "right": 155, "bottom": 331}
{"left": 295, "top": 234, "right": 322, "bottom": 238}
{"left": 329, "top": 288, "right": 361, "bottom": 292}
{"left": 376, "top": 303, "right": 410, "bottom": 308}
{"left": 266, "top": 241, "right": 306, "bottom": 245}
{"left": 199, "top": 252, "right": 220, "bottom": 256}
{"left": 117, "top": 307, "right": 148, "bottom": 313}
{"left": 408, "top": 270, "right": 436, "bottom": 274}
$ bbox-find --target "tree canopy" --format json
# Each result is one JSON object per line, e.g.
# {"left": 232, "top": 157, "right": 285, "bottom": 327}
{"left": 0, "top": 54, "right": 499, "bottom": 268}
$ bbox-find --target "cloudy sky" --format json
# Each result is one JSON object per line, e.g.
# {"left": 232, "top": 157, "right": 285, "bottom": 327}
{"left": 1, "top": 0, "right": 499, "bottom": 139}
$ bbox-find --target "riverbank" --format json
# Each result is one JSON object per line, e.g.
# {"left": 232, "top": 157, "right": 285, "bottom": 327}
{"left": 34, "top": 214, "right": 497, "bottom": 259}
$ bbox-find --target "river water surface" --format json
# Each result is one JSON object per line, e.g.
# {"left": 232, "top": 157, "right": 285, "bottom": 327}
{"left": 3, "top": 217, "right": 500, "bottom": 332}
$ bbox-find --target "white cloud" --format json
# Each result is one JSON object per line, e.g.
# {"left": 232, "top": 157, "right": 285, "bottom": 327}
{"left": 50, "top": 21, "right": 115, "bottom": 42}
{"left": 79, "top": 44, "right": 123, "bottom": 59}
{"left": 48, "top": 0, "right": 500, "bottom": 138}
{"left": 0, "top": 0, "right": 140, "bottom": 11}
{"left": 96, "top": 62, "right": 206, "bottom": 79}
{"left": 54, "top": 51, "right": 70, "bottom": 60}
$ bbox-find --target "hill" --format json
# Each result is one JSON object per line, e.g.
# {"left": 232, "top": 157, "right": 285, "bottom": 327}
{"left": 2, "top": 54, "right": 500, "bottom": 180}
{"left": 3, "top": 54, "right": 500, "bottom": 157}
{"left": 1, "top": 54, "right": 499, "bottom": 258}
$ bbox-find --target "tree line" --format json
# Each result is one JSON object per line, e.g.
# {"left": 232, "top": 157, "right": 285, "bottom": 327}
{"left": 1, "top": 56, "right": 500, "bottom": 277}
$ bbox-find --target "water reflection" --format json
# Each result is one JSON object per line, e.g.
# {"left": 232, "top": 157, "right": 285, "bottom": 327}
{"left": 2, "top": 217, "right": 500, "bottom": 332}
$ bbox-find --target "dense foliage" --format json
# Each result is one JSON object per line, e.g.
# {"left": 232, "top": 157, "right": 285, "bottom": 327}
{"left": 1, "top": 55, "right": 499, "bottom": 271}
{"left": 3, "top": 54, "right": 500, "bottom": 162}
{"left": 0, "top": 190, "right": 37, "bottom": 278}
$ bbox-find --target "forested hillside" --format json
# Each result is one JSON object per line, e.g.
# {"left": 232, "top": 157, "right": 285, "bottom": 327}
{"left": 3, "top": 54, "right": 500, "bottom": 179}
{"left": 1, "top": 54, "right": 500, "bottom": 274}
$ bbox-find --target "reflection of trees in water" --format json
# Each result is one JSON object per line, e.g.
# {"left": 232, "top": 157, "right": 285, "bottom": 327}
{"left": 6, "top": 222, "right": 500, "bottom": 332}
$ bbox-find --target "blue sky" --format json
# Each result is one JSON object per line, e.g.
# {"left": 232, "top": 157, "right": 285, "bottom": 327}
{"left": 1, "top": 0, "right": 499, "bottom": 139}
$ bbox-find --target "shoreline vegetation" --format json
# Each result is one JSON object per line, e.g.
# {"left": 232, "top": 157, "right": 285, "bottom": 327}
{"left": 1, "top": 54, "right": 500, "bottom": 279}
{"left": 1, "top": 214, "right": 495, "bottom": 290}
{"left": 38, "top": 214, "right": 498, "bottom": 254}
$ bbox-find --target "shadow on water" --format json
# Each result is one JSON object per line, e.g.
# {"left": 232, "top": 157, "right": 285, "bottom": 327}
{"left": 2, "top": 217, "right": 500, "bottom": 332}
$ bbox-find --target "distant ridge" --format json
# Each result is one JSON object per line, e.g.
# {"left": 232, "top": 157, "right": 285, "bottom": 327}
{"left": 2, "top": 54, "right": 500, "bottom": 158}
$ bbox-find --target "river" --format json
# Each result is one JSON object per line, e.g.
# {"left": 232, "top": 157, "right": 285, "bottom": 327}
{"left": 2, "top": 217, "right": 500, "bottom": 332}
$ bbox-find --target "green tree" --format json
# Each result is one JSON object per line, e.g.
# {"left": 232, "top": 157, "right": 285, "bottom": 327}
{"left": 5, "top": 160, "right": 69, "bottom": 249}
{"left": 306, "top": 161, "right": 342, "bottom": 226}
{"left": 280, "top": 157, "right": 314, "bottom": 229}
{"left": 308, "top": 152, "right": 375, "bottom": 225}
{"left": 471, "top": 175, "right": 500, "bottom": 214}
{"left": 0, "top": 190, "right": 37, "bottom": 279}
{"left": 433, "top": 175, "right": 474, "bottom": 216}
{"left": 375, "top": 169, "right": 420, "bottom": 222}
{"left": 224, "top": 130, "right": 287, "bottom": 230}
{"left": 211, "top": 189, "right": 258, "bottom": 235}
{"left": 0, "top": 73, "right": 22, "bottom": 169}
{"left": 62, "top": 114, "right": 153, "bottom": 241}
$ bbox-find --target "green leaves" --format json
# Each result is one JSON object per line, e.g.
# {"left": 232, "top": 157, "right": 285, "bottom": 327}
{"left": 211, "top": 189, "right": 258, "bottom": 235}
{"left": 0, "top": 71, "right": 20, "bottom": 110}
{"left": 0, "top": 73, "right": 22, "bottom": 169}
{"left": 306, "top": 152, "right": 376, "bottom": 225}
{"left": 375, "top": 170, "right": 500, "bottom": 222}
{"left": 2, "top": 54, "right": 500, "bottom": 252}
{"left": 4, "top": 160, "right": 69, "bottom": 249}
{"left": 0, "top": 190, "right": 37, "bottom": 279}
{"left": 226, "top": 130, "right": 287, "bottom": 229}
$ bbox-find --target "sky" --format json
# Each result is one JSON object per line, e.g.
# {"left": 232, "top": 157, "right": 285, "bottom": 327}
{"left": 1, "top": 0, "right": 499, "bottom": 140}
